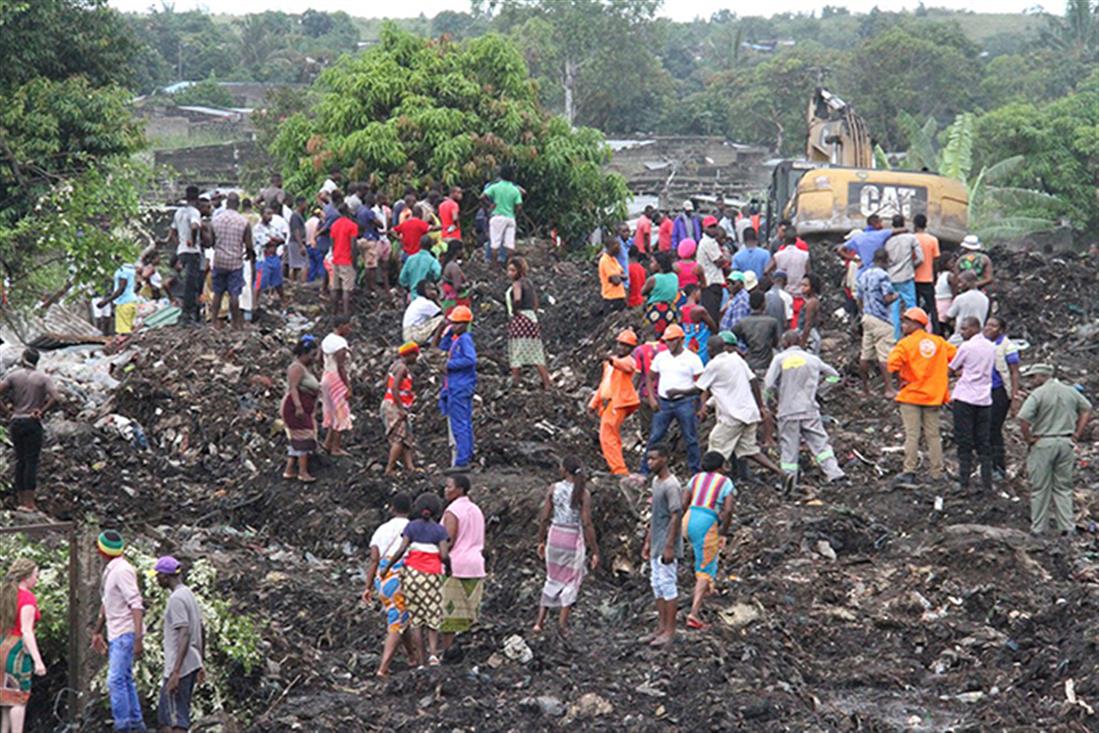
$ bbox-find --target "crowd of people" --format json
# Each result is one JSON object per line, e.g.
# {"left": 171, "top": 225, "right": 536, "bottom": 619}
{"left": 3, "top": 163, "right": 1095, "bottom": 724}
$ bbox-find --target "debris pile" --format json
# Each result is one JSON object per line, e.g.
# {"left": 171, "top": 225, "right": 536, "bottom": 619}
{"left": 23, "top": 244, "right": 1099, "bottom": 730}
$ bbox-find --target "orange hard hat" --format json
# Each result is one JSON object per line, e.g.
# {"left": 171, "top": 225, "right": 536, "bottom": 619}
{"left": 616, "top": 329, "right": 638, "bottom": 346}
{"left": 449, "top": 305, "right": 473, "bottom": 323}
{"left": 902, "top": 307, "right": 929, "bottom": 326}
{"left": 662, "top": 324, "right": 686, "bottom": 341}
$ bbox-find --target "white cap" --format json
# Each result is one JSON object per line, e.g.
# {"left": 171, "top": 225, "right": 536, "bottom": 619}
{"left": 961, "top": 234, "right": 981, "bottom": 250}
{"left": 682, "top": 200, "right": 694, "bottom": 211}
{"left": 743, "top": 270, "right": 759, "bottom": 291}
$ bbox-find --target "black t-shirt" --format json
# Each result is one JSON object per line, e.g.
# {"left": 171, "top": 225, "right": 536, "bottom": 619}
{"left": 733, "top": 315, "right": 782, "bottom": 371}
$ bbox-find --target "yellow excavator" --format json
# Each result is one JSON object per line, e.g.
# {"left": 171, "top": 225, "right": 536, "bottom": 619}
{"left": 766, "top": 88, "right": 969, "bottom": 244}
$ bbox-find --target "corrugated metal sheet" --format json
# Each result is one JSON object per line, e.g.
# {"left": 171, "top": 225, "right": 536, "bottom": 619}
{"left": 0, "top": 302, "right": 104, "bottom": 348}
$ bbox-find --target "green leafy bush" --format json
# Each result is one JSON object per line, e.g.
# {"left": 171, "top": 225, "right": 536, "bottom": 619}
{"left": 269, "top": 24, "right": 628, "bottom": 244}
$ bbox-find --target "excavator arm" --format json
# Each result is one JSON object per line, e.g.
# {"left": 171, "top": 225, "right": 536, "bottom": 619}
{"left": 805, "top": 87, "right": 873, "bottom": 168}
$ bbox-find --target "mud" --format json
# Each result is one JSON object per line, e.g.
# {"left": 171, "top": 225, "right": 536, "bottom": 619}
{"left": 28, "top": 244, "right": 1099, "bottom": 731}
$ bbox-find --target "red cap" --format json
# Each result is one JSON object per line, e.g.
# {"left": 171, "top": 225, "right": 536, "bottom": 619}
{"left": 702, "top": 216, "right": 719, "bottom": 228}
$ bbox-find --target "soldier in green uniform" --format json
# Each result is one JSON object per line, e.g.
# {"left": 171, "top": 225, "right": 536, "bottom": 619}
{"left": 1017, "top": 363, "right": 1092, "bottom": 535}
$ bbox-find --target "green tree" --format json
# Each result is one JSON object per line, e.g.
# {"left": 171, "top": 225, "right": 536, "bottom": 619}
{"left": 0, "top": 0, "right": 146, "bottom": 308}
{"left": 171, "top": 76, "right": 235, "bottom": 107}
{"left": 270, "top": 25, "right": 627, "bottom": 243}
{"left": 487, "top": 0, "right": 662, "bottom": 126}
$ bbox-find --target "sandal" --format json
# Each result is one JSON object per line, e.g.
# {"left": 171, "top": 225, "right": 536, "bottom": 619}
{"left": 428, "top": 655, "right": 441, "bottom": 666}
{"left": 281, "top": 472, "right": 296, "bottom": 480}
{"left": 686, "top": 616, "right": 709, "bottom": 630}
{"left": 298, "top": 475, "right": 317, "bottom": 484}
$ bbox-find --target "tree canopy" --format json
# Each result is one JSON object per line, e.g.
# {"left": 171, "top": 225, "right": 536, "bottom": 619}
{"left": 269, "top": 25, "right": 627, "bottom": 243}
{"left": 0, "top": 0, "right": 146, "bottom": 308}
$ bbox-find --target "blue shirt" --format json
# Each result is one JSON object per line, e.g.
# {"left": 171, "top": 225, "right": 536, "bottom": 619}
{"left": 720, "top": 289, "right": 751, "bottom": 331}
{"left": 356, "top": 207, "right": 379, "bottom": 240}
{"left": 733, "top": 247, "right": 772, "bottom": 279}
{"left": 846, "top": 229, "right": 893, "bottom": 275}
{"left": 113, "top": 264, "right": 137, "bottom": 305}
{"left": 441, "top": 331, "right": 477, "bottom": 394}
{"left": 616, "top": 238, "right": 632, "bottom": 290}
{"left": 991, "top": 335, "right": 1020, "bottom": 390}
{"left": 857, "top": 266, "right": 894, "bottom": 322}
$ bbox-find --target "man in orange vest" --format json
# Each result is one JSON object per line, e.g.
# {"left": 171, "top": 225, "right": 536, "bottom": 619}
{"left": 590, "top": 329, "right": 641, "bottom": 475}
{"left": 887, "top": 307, "right": 957, "bottom": 486}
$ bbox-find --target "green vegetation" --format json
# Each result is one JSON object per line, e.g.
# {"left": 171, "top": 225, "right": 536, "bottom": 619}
{"left": 269, "top": 26, "right": 628, "bottom": 242}
{"left": 0, "top": 0, "right": 147, "bottom": 308}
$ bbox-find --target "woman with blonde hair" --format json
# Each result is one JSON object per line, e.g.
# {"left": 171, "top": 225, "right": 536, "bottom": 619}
{"left": 0, "top": 559, "right": 46, "bottom": 733}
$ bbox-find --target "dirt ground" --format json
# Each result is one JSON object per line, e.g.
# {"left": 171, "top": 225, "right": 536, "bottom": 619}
{"left": 29, "top": 243, "right": 1099, "bottom": 731}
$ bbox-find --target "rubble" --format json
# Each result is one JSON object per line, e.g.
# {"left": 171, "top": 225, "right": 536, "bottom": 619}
{"left": 16, "top": 243, "right": 1099, "bottom": 730}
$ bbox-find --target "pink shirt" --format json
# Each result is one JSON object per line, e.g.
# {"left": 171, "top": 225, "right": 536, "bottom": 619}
{"left": 101, "top": 557, "right": 144, "bottom": 641}
{"left": 445, "top": 496, "right": 485, "bottom": 578}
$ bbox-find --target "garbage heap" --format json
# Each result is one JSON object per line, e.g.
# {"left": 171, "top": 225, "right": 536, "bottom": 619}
{"left": 27, "top": 244, "right": 1099, "bottom": 731}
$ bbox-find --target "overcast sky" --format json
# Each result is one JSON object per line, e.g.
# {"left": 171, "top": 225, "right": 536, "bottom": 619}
{"left": 109, "top": 0, "right": 1040, "bottom": 19}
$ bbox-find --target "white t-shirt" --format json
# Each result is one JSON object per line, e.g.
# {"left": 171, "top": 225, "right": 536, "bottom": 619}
{"left": 651, "top": 349, "right": 704, "bottom": 399}
{"left": 321, "top": 332, "right": 349, "bottom": 374}
{"left": 370, "top": 517, "right": 409, "bottom": 560}
{"left": 947, "top": 289, "right": 989, "bottom": 326}
{"left": 696, "top": 351, "right": 760, "bottom": 425}
{"left": 402, "top": 297, "right": 442, "bottom": 330}
{"left": 696, "top": 235, "right": 724, "bottom": 287}
{"left": 173, "top": 205, "right": 201, "bottom": 255}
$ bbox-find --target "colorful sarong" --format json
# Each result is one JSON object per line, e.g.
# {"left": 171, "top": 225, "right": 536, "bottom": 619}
{"left": 0, "top": 634, "right": 32, "bottom": 706}
{"left": 375, "top": 558, "right": 409, "bottom": 634}
{"left": 380, "top": 400, "right": 413, "bottom": 450}
{"left": 683, "top": 506, "right": 721, "bottom": 583}
{"left": 440, "top": 577, "right": 484, "bottom": 634}
{"left": 402, "top": 567, "right": 443, "bottom": 630}
{"left": 507, "top": 309, "right": 546, "bottom": 368}
{"left": 645, "top": 301, "right": 679, "bottom": 337}
{"left": 320, "top": 371, "right": 353, "bottom": 432}
{"left": 540, "top": 523, "right": 586, "bottom": 608}
{"left": 281, "top": 389, "right": 318, "bottom": 455}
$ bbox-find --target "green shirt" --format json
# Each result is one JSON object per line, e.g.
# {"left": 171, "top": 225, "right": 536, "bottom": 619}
{"left": 647, "top": 272, "right": 679, "bottom": 305}
{"left": 484, "top": 180, "right": 523, "bottom": 219}
{"left": 399, "top": 250, "right": 442, "bottom": 294}
{"left": 1018, "top": 378, "right": 1091, "bottom": 438}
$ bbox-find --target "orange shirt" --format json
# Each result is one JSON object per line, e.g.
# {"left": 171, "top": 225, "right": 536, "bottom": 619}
{"left": 599, "top": 253, "right": 626, "bottom": 300}
{"left": 887, "top": 329, "right": 957, "bottom": 406}
{"left": 913, "top": 232, "right": 940, "bottom": 283}
{"left": 589, "top": 356, "right": 640, "bottom": 413}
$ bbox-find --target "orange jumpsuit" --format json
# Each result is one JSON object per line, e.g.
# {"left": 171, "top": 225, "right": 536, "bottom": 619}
{"left": 589, "top": 356, "right": 640, "bottom": 475}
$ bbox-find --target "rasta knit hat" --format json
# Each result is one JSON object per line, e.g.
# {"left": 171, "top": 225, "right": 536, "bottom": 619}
{"left": 398, "top": 341, "right": 420, "bottom": 356}
{"left": 97, "top": 530, "right": 124, "bottom": 557}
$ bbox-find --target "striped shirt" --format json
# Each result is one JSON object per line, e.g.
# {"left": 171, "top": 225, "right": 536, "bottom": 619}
{"left": 210, "top": 209, "right": 249, "bottom": 270}
{"left": 687, "top": 471, "right": 735, "bottom": 512}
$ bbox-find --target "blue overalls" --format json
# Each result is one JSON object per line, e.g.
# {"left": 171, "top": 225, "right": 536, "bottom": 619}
{"left": 439, "top": 331, "right": 477, "bottom": 467}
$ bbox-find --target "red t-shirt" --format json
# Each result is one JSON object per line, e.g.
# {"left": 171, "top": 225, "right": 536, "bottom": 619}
{"left": 330, "top": 216, "right": 358, "bottom": 266}
{"left": 394, "top": 218, "right": 429, "bottom": 256}
{"left": 627, "top": 262, "right": 646, "bottom": 307}
{"left": 657, "top": 219, "right": 674, "bottom": 252}
{"left": 439, "top": 198, "right": 462, "bottom": 242}
{"left": 635, "top": 215, "right": 652, "bottom": 254}
{"left": 9, "top": 588, "right": 39, "bottom": 635}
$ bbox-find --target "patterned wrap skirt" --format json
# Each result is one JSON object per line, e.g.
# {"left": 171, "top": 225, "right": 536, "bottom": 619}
{"left": 540, "top": 523, "right": 586, "bottom": 609}
{"left": 321, "top": 371, "right": 353, "bottom": 432}
{"left": 645, "top": 301, "right": 679, "bottom": 337}
{"left": 684, "top": 506, "right": 722, "bottom": 585}
{"left": 380, "top": 400, "right": 413, "bottom": 450}
{"left": 281, "top": 388, "right": 318, "bottom": 456}
{"left": 507, "top": 309, "right": 547, "bottom": 368}
{"left": 440, "top": 577, "right": 484, "bottom": 634}
{"left": 375, "top": 558, "right": 410, "bottom": 635}
{"left": 402, "top": 567, "right": 443, "bottom": 630}
{"left": 0, "top": 634, "right": 32, "bottom": 706}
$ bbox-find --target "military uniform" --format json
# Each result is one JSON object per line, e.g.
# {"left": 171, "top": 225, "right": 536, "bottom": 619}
{"left": 1018, "top": 377, "right": 1091, "bottom": 534}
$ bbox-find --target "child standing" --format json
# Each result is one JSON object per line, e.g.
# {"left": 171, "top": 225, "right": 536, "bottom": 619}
{"left": 389, "top": 492, "right": 450, "bottom": 666}
{"left": 642, "top": 445, "right": 682, "bottom": 646}
{"left": 255, "top": 240, "right": 286, "bottom": 311}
